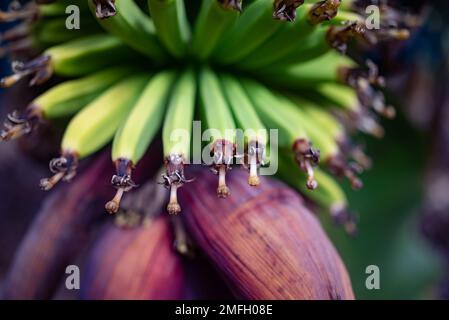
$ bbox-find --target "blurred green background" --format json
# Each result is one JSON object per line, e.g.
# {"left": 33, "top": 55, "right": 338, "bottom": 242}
{"left": 323, "top": 114, "right": 441, "bottom": 299}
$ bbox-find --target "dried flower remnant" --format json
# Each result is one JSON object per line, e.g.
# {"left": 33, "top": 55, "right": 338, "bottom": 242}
{"left": 40, "top": 152, "right": 79, "bottom": 191}
{"left": 105, "top": 158, "right": 137, "bottom": 214}
{"left": 273, "top": 0, "right": 305, "bottom": 21}
{"left": 210, "top": 139, "right": 236, "bottom": 198}
{"left": 308, "top": 0, "right": 341, "bottom": 25}
{"left": 92, "top": 0, "right": 117, "bottom": 19}
{"left": 327, "top": 21, "right": 366, "bottom": 53}
{"left": 0, "top": 2, "right": 37, "bottom": 23}
{"left": 338, "top": 139, "right": 373, "bottom": 171}
{"left": 218, "top": 0, "right": 243, "bottom": 12}
{"left": 161, "top": 154, "right": 193, "bottom": 215}
{"left": 0, "top": 55, "right": 52, "bottom": 88}
{"left": 342, "top": 60, "right": 396, "bottom": 119}
{"left": 0, "top": 108, "right": 41, "bottom": 141}
{"left": 330, "top": 203, "right": 358, "bottom": 236}
{"left": 327, "top": 154, "right": 364, "bottom": 190}
{"left": 0, "top": 22, "right": 30, "bottom": 43}
{"left": 293, "top": 139, "right": 320, "bottom": 190}
{"left": 246, "top": 140, "right": 266, "bottom": 187}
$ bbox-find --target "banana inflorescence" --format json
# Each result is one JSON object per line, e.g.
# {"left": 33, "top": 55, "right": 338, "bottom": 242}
{"left": 0, "top": 0, "right": 417, "bottom": 233}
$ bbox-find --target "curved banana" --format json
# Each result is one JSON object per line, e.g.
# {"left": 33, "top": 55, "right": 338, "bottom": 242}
{"left": 40, "top": 74, "right": 150, "bottom": 191}
{"left": 162, "top": 68, "right": 196, "bottom": 214}
{"left": 258, "top": 50, "right": 356, "bottom": 88}
{"left": 213, "top": 0, "right": 283, "bottom": 65}
{"left": 238, "top": 1, "right": 358, "bottom": 69}
{"left": 241, "top": 77, "right": 320, "bottom": 190}
{"left": 219, "top": 73, "right": 267, "bottom": 186}
{"left": 0, "top": 34, "right": 136, "bottom": 87}
{"left": 0, "top": 66, "right": 134, "bottom": 141}
{"left": 199, "top": 66, "right": 237, "bottom": 197}
{"left": 106, "top": 70, "right": 176, "bottom": 214}
{"left": 191, "top": 0, "right": 240, "bottom": 61}
{"left": 89, "top": 0, "right": 166, "bottom": 61}
{"left": 148, "top": 0, "right": 191, "bottom": 58}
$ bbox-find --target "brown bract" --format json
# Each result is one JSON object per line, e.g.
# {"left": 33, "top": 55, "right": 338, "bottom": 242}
{"left": 180, "top": 167, "right": 355, "bottom": 300}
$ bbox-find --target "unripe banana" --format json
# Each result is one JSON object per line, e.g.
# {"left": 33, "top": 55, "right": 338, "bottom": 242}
{"left": 162, "top": 68, "right": 196, "bottom": 215}
{"left": 314, "top": 83, "right": 386, "bottom": 138}
{"left": 106, "top": 71, "right": 176, "bottom": 214}
{"left": 0, "top": 66, "right": 134, "bottom": 141}
{"left": 89, "top": 0, "right": 166, "bottom": 61}
{"left": 241, "top": 77, "right": 320, "bottom": 190}
{"left": 0, "top": 34, "right": 136, "bottom": 87}
{"left": 277, "top": 151, "right": 357, "bottom": 235}
{"left": 191, "top": 0, "right": 240, "bottom": 60}
{"left": 258, "top": 50, "right": 356, "bottom": 88}
{"left": 34, "top": 17, "right": 102, "bottom": 46}
{"left": 199, "top": 66, "right": 237, "bottom": 198}
{"left": 238, "top": 0, "right": 355, "bottom": 69}
{"left": 40, "top": 74, "right": 150, "bottom": 191}
{"left": 287, "top": 94, "right": 364, "bottom": 189}
{"left": 213, "top": 0, "right": 283, "bottom": 65}
{"left": 219, "top": 73, "right": 267, "bottom": 186}
{"left": 148, "top": 0, "right": 190, "bottom": 58}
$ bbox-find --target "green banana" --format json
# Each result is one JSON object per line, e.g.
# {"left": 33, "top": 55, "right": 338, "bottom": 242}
{"left": 270, "top": 20, "right": 365, "bottom": 68}
{"left": 277, "top": 151, "right": 357, "bottom": 235}
{"left": 191, "top": 0, "right": 240, "bottom": 61}
{"left": 199, "top": 66, "right": 237, "bottom": 197}
{"left": 286, "top": 94, "right": 364, "bottom": 189}
{"left": 34, "top": 17, "right": 102, "bottom": 45}
{"left": 106, "top": 70, "right": 176, "bottom": 214}
{"left": 39, "top": 0, "right": 91, "bottom": 17}
{"left": 313, "top": 83, "right": 385, "bottom": 138}
{"left": 258, "top": 50, "right": 356, "bottom": 88}
{"left": 148, "top": 0, "right": 190, "bottom": 58}
{"left": 0, "top": 66, "right": 135, "bottom": 141}
{"left": 219, "top": 73, "right": 267, "bottom": 186}
{"left": 0, "top": 34, "right": 137, "bottom": 87}
{"left": 241, "top": 77, "right": 320, "bottom": 190}
{"left": 237, "top": 1, "right": 360, "bottom": 70}
{"left": 40, "top": 74, "right": 150, "bottom": 191}
{"left": 213, "top": 0, "right": 283, "bottom": 65}
{"left": 162, "top": 68, "right": 196, "bottom": 214}
{"left": 89, "top": 0, "right": 167, "bottom": 61}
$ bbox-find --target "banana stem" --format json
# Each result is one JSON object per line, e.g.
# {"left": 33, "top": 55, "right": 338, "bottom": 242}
{"left": 40, "top": 153, "right": 79, "bottom": 191}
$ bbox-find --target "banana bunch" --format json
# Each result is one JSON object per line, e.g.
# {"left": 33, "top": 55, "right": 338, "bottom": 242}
{"left": 0, "top": 0, "right": 417, "bottom": 232}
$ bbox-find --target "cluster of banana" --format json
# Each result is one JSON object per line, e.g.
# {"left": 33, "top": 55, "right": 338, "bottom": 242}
{"left": 0, "top": 0, "right": 414, "bottom": 233}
